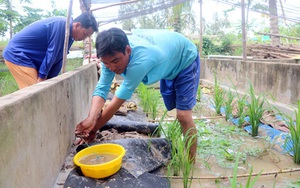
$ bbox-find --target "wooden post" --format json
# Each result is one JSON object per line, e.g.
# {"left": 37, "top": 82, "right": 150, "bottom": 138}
{"left": 241, "top": 0, "right": 247, "bottom": 61}
{"left": 199, "top": 0, "right": 203, "bottom": 57}
{"left": 62, "top": 0, "right": 73, "bottom": 73}
{"left": 80, "top": 0, "right": 92, "bottom": 64}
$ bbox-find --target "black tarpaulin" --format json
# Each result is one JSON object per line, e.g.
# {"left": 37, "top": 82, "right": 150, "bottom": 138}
{"left": 64, "top": 138, "right": 171, "bottom": 188}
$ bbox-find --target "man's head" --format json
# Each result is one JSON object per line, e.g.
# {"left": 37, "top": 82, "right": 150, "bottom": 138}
{"left": 95, "top": 28, "right": 131, "bottom": 74}
{"left": 72, "top": 11, "right": 98, "bottom": 41}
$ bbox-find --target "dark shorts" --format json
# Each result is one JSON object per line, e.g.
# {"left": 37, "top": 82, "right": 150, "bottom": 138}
{"left": 160, "top": 55, "right": 200, "bottom": 111}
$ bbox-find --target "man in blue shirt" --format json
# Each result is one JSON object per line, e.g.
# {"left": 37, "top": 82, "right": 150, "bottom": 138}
{"left": 75, "top": 28, "right": 200, "bottom": 162}
{"left": 3, "top": 12, "right": 98, "bottom": 89}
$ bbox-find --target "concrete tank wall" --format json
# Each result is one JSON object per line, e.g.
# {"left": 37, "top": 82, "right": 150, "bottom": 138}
{"left": 0, "top": 63, "right": 97, "bottom": 188}
{"left": 200, "top": 58, "right": 300, "bottom": 106}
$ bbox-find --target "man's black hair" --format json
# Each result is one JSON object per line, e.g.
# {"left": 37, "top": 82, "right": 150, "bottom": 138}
{"left": 95, "top": 27, "right": 129, "bottom": 58}
{"left": 74, "top": 11, "right": 98, "bottom": 32}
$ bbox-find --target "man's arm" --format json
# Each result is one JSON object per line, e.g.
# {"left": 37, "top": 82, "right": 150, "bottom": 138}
{"left": 75, "top": 96, "right": 106, "bottom": 137}
{"left": 92, "top": 95, "right": 126, "bottom": 132}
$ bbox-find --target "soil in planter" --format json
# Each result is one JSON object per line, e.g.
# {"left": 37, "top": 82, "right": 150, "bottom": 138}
{"left": 162, "top": 98, "right": 300, "bottom": 188}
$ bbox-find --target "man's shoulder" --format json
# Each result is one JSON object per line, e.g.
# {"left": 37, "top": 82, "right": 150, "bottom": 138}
{"left": 36, "top": 16, "right": 66, "bottom": 24}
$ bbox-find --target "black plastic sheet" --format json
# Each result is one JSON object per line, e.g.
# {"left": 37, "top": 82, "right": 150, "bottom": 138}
{"left": 64, "top": 138, "right": 171, "bottom": 188}
{"left": 101, "top": 116, "right": 159, "bottom": 135}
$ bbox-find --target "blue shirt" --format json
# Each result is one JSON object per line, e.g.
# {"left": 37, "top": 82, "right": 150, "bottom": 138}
{"left": 2, "top": 16, "right": 74, "bottom": 79}
{"left": 93, "top": 29, "right": 198, "bottom": 100}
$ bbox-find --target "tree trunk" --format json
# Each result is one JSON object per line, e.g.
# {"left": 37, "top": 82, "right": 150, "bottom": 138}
{"left": 269, "top": 0, "right": 280, "bottom": 45}
{"left": 199, "top": 0, "right": 203, "bottom": 57}
{"left": 9, "top": 0, "right": 12, "bottom": 39}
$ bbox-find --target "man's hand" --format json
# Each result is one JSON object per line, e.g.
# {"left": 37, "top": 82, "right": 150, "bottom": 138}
{"left": 37, "top": 77, "right": 46, "bottom": 83}
{"left": 75, "top": 130, "right": 97, "bottom": 145}
{"left": 75, "top": 116, "right": 97, "bottom": 145}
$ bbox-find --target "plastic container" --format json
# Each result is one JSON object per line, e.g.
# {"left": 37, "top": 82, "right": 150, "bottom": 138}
{"left": 73, "top": 143, "right": 126, "bottom": 179}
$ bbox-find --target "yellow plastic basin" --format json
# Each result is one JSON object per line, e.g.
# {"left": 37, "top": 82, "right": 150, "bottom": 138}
{"left": 73, "top": 143, "right": 126, "bottom": 179}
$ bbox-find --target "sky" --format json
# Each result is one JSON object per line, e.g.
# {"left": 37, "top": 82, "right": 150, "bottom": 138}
{"left": 31, "top": 0, "right": 300, "bottom": 22}
{"left": 29, "top": 0, "right": 300, "bottom": 34}
{"left": 44, "top": 0, "right": 242, "bottom": 31}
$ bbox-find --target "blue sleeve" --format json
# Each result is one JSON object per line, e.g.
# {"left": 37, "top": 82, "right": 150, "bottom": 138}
{"left": 115, "top": 51, "right": 160, "bottom": 100}
{"left": 92, "top": 63, "right": 115, "bottom": 100}
{"left": 47, "top": 61, "right": 62, "bottom": 78}
{"left": 38, "top": 22, "right": 65, "bottom": 78}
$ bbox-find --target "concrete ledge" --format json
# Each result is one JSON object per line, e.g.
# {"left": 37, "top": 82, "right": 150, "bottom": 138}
{"left": 201, "top": 79, "right": 297, "bottom": 119}
{"left": 0, "top": 63, "right": 97, "bottom": 188}
{"left": 200, "top": 58, "right": 300, "bottom": 106}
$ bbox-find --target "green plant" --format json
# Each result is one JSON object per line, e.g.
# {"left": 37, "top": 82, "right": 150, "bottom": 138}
{"left": 224, "top": 89, "right": 235, "bottom": 121}
{"left": 65, "top": 58, "right": 84, "bottom": 71}
{"left": 0, "top": 71, "right": 18, "bottom": 96}
{"left": 219, "top": 35, "right": 233, "bottom": 55}
{"left": 137, "top": 84, "right": 149, "bottom": 112}
{"left": 202, "top": 37, "right": 217, "bottom": 56}
{"left": 286, "top": 179, "right": 300, "bottom": 188}
{"left": 0, "top": 40, "right": 8, "bottom": 47}
{"left": 244, "top": 165, "right": 263, "bottom": 188}
{"left": 197, "top": 85, "right": 202, "bottom": 102}
{"left": 228, "top": 152, "right": 241, "bottom": 187}
{"left": 246, "top": 82, "right": 268, "bottom": 137}
{"left": 164, "top": 120, "right": 182, "bottom": 176}
{"left": 136, "top": 84, "right": 161, "bottom": 120}
{"left": 0, "top": 58, "right": 84, "bottom": 97}
{"left": 235, "top": 93, "right": 248, "bottom": 128}
{"left": 180, "top": 129, "right": 196, "bottom": 188}
{"left": 228, "top": 152, "right": 262, "bottom": 188}
{"left": 283, "top": 100, "right": 300, "bottom": 164}
{"left": 211, "top": 71, "right": 225, "bottom": 115}
{"left": 159, "top": 119, "right": 195, "bottom": 188}
{"left": 148, "top": 89, "right": 160, "bottom": 120}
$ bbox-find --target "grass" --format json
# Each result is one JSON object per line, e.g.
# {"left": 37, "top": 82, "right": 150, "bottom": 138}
{"left": 0, "top": 71, "right": 18, "bottom": 96}
{"left": 0, "top": 40, "right": 8, "bottom": 48}
{"left": 0, "top": 58, "right": 84, "bottom": 97}
{"left": 64, "top": 58, "right": 84, "bottom": 72}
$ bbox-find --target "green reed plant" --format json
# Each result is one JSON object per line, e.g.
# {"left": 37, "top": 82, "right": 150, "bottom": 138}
{"left": 283, "top": 100, "right": 300, "bottom": 164}
{"left": 197, "top": 85, "right": 202, "bottom": 102}
{"left": 228, "top": 152, "right": 262, "bottom": 188}
{"left": 137, "top": 84, "right": 150, "bottom": 112}
{"left": 160, "top": 119, "right": 195, "bottom": 188}
{"left": 224, "top": 89, "right": 235, "bottom": 121}
{"left": 180, "top": 129, "right": 196, "bottom": 188}
{"left": 151, "top": 110, "right": 168, "bottom": 137}
{"left": 137, "top": 84, "right": 161, "bottom": 120}
{"left": 246, "top": 82, "right": 268, "bottom": 137}
{"left": 165, "top": 120, "right": 182, "bottom": 176}
{"left": 211, "top": 71, "right": 225, "bottom": 115}
{"left": 228, "top": 79, "right": 248, "bottom": 127}
{"left": 236, "top": 93, "right": 248, "bottom": 128}
{"left": 148, "top": 89, "right": 160, "bottom": 120}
